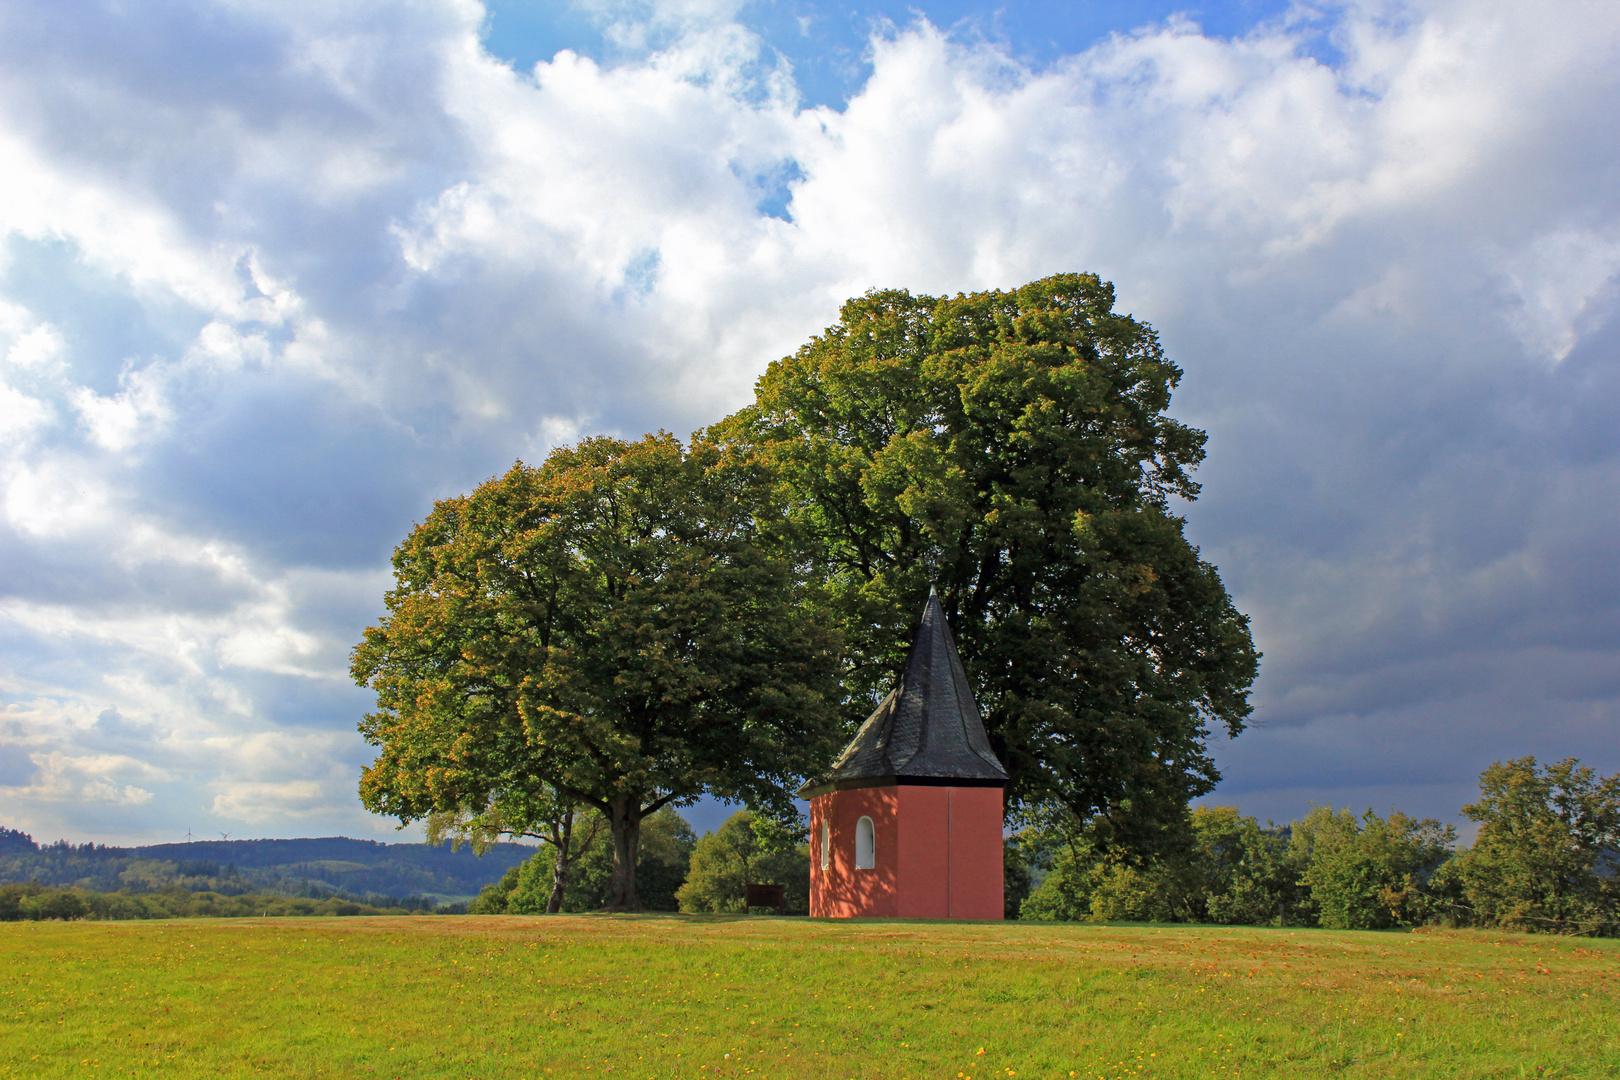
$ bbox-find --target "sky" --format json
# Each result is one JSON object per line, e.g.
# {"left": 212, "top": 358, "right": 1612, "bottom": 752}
{"left": 0, "top": 0, "right": 1617, "bottom": 846}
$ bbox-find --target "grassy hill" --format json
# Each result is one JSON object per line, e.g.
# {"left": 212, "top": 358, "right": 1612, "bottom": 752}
{"left": 4, "top": 916, "right": 1615, "bottom": 1078}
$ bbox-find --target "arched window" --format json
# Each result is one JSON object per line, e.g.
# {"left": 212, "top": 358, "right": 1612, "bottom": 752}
{"left": 854, "top": 816, "right": 875, "bottom": 869}
{"left": 819, "top": 819, "right": 830, "bottom": 871}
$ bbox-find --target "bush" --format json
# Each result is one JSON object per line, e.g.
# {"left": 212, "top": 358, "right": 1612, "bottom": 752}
{"left": 1183, "top": 807, "right": 1300, "bottom": 925}
{"left": 1003, "top": 840, "right": 1032, "bottom": 919}
{"left": 468, "top": 864, "right": 522, "bottom": 914}
{"left": 1, "top": 884, "right": 90, "bottom": 921}
{"left": 475, "top": 808, "right": 696, "bottom": 914}
{"left": 1291, "top": 807, "right": 1454, "bottom": 930}
{"left": 1018, "top": 839, "right": 1098, "bottom": 922}
{"left": 27, "top": 890, "right": 82, "bottom": 920}
{"left": 1445, "top": 757, "right": 1620, "bottom": 934}
{"left": 1020, "top": 807, "right": 1300, "bottom": 925}
{"left": 1086, "top": 862, "right": 1181, "bottom": 923}
{"left": 675, "top": 811, "right": 809, "bottom": 915}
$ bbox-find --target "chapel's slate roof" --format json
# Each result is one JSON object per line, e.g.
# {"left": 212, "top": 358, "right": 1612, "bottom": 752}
{"left": 799, "top": 589, "right": 1008, "bottom": 797}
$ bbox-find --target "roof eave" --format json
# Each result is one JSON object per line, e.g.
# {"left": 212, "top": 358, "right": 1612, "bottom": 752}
{"left": 799, "top": 773, "right": 1008, "bottom": 798}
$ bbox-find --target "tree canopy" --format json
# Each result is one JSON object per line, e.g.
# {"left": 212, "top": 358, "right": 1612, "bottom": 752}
{"left": 711, "top": 273, "right": 1259, "bottom": 849}
{"left": 352, "top": 433, "right": 842, "bottom": 909}
{"left": 1446, "top": 756, "right": 1620, "bottom": 933}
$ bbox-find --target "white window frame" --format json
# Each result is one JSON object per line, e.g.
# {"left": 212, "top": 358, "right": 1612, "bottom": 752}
{"left": 854, "top": 815, "right": 875, "bottom": 870}
{"left": 820, "top": 818, "right": 831, "bottom": 871}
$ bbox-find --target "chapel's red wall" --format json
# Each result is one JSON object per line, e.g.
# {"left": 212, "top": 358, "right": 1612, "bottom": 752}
{"left": 944, "top": 785, "right": 1005, "bottom": 920}
{"left": 895, "top": 786, "right": 949, "bottom": 918}
{"left": 809, "top": 788, "right": 898, "bottom": 918}
{"left": 809, "top": 785, "right": 1004, "bottom": 920}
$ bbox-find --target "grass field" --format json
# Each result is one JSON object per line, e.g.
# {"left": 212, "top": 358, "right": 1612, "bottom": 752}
{"left": 2, "top": 916, "right": 1617, "bottom": 1079}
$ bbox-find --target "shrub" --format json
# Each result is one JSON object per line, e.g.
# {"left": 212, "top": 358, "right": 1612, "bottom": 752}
{"left": 476, "top": 808, "right": 695, "bottom": 914}
{"left": 1020, "top": 807, "right": 1299, "bottom": 925}
{"left": 468, "top": 864, "right": 522, "bottom": 914}
{"left": 1292, "top": 807, "right": 1454, "bottom": 930}
{"left": 675, "top": 811, "right": 808, "bottom": 915}
{"left": 1446, "top": 757, "right": 1620, "bottom": 934}
{"left": 1018, "top": 840, "right": 1098, "bottom": 922}
{"left": 1003, "top": 841, "right": 1032, "bottom": 919}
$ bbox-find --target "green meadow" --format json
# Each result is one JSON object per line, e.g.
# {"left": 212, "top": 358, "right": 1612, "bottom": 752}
{"left": 2, "top": 916, "right": 1616, "bottom": 1079}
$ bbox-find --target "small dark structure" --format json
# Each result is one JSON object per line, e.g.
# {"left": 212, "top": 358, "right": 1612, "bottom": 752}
{"left": 744, "top": 882, "right": 786, "bottom": 915}
{"left": 801, "top": 588, "right": 1008, "bottom": 919}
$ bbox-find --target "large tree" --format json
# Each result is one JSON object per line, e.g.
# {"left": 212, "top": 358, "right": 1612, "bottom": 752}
{"left": 711, "top": 273, "right": 1259, "bottom": 851}
{"left": 352, "top": 433, "right": 841, "bottom": 909}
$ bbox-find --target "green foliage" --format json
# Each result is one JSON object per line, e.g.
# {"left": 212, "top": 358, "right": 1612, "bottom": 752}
{"left": 530, "top": 807, "right": 695, "bottom": 913}
{"left": 1017, "top": 759, "right": 1620, "bottom": 937}
{"left": 0, "top": 882, "right": 425, "bottom": 920}
{"left": 1291, "top": 807, "right": 1454, "bottom": 930}
{"left": 1087, "top": 861, "right": 1182, "bottom": 923}
{"left": 1183, "top": 806, "right": 1300, "bottom": 925}
{"left": 435, "top": 798, "right": 608, "bottom": 914}
{"left": 1003, "top": 840, "right": 1032, "bottom": 919}
{"left": 748, "top": 809, "right": 808, "bottom": 854}
{"left": 1021, "top": 805, "right": 1384, "bottom": 928}
{"left": 504, "top": 856, "right": 558, "bottom": 914}
{"left": 1446, "top": 756, "right": 1620, "bottom": 934}
{"left": 1016, "top": 839, "right": 1093, "bottom": 923}
{"left": 473, "top": 808, "right": 696, "bottom": 914}
{"left": 675, "top": 810, "right": 809, "bottom": 915}
{"left": 712, "top": 274, "right": 1258, "bottom": 852}
{"left": 467, "top": 864, "right": 523, "bottom": 914}
{"left": 0, "top": 833, "right": 531, "bottom": 902}
{"left": 354, "top": 433, "right": 842, "bottom": 908}
{"left": 15, "top": 887, "right": 87, "bottom": 922}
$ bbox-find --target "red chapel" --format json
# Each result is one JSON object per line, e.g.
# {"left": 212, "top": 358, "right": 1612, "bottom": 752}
{"left": 800, "top": 589, "right": 1008, "bottom": 919}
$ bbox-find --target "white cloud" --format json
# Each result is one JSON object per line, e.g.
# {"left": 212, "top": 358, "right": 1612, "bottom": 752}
{"left": 71, "top": 366, "right": 174, "bottom": 451}
{"left": 210, "top": 780, "right": 329, "bottom": 821}
{"left": 0, "top": 0, "right": 1617, "bottom": 841}
{"left": 5, "top": 322, "right": 65, "bottom": 370}
{"left": 19, "top": 749, "right": 163, "bottom": 805}
{"left": 0, "top": 385, "right": 52, "bottom": 447}
{"left": 1499, "top": 227, "right": 1620, "bottom": 364}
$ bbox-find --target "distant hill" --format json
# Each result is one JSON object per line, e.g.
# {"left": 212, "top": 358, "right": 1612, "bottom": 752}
{"left": 0, "top": 827, "right": 535, "bottom": 904}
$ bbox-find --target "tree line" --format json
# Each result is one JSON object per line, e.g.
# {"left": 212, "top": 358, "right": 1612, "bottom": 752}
{"left": 0, "top": 883, "right": 439, "bottom": 922}
{"left": 0, "top": 828, "right": 531, "bottom": 901}
{"left": 467, "top": 754, "right": 1619, "bottom": 933}
{"left": 1011, "top": 757, "right": 1620, "bottom": 935}
{"left": 3, "top": 809, "right": 811, "bottom": 922}
{"left": 9, "top": 754, "right": 1613, "bottom": 929}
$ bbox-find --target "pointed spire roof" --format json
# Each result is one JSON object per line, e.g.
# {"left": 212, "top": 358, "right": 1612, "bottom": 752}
{"left": 801, "top": 589, "right": 1008, "bottom": 796}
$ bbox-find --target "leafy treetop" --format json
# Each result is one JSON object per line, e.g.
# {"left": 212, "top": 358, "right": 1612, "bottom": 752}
{"left": 352, "top": 433, "right": 841, "bottom": 908}
{"left": 712, "top": 273, "right": 1259, "bottom": 851}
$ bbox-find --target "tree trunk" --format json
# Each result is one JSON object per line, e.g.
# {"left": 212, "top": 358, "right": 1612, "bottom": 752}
{"left": 602, "top": 797, "right": 642, "bottom": 911}
{"left": 547, "top": 810, "right": 574, "bottom": 915}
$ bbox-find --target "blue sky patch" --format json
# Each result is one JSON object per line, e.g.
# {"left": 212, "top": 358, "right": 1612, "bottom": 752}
{"left": 483, "top": 0, "right": 1300, "bottom": 108}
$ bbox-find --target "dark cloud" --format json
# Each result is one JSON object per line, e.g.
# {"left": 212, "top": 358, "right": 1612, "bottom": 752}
{"left": 0, "top": 745, "right": 38, "bottom": 787}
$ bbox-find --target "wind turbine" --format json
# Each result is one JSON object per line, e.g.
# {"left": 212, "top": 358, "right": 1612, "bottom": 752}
{"left": 184, "top": 827, "right": 196, "bottom": 842}
{"left": 219, "top": 831, "right": 232, "bottom": 841}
